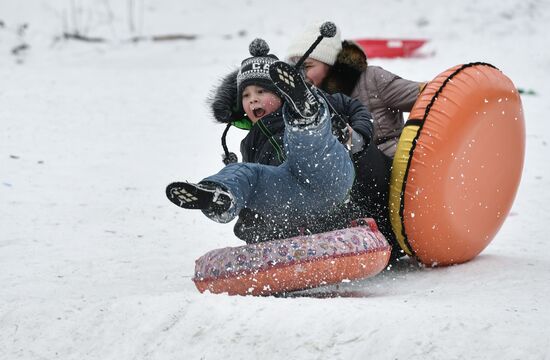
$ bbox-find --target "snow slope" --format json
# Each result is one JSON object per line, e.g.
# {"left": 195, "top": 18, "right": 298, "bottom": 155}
{"left": 1, "top": 0, "right": 549, "bottom": 359}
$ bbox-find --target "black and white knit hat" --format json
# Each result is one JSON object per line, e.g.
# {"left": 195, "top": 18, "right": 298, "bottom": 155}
{"left": 237, "top": 38, "right": 279, "bottom": 97}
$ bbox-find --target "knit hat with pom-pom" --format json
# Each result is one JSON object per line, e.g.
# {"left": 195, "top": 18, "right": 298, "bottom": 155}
{"left": 286, "top": 21, "right": 342, "bottom": 65}
{"left": 237, "top": 38, "right": 280, "bottom": 98}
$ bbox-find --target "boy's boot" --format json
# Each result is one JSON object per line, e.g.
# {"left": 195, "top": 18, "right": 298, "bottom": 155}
{"left": 166, "top": 181, "right": 233, "bottom": 218}
{"left": 269, "top": 61, "right": 320, "bottom": 127}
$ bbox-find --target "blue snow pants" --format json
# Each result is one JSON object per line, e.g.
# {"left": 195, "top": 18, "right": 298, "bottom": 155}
{"left": 202, "top": 100, "right": 355, "bottom": 224}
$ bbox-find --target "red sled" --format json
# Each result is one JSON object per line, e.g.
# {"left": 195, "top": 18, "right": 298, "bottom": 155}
{"left": 354, "top": 38, "right": 427, "bottom": 58}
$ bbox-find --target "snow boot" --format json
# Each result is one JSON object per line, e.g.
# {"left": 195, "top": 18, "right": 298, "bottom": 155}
{"left": 269, "top": 61, "right": 320, "bottom": 127}
{"left": 166, "top": 181, "right": 233, "bottom": 216}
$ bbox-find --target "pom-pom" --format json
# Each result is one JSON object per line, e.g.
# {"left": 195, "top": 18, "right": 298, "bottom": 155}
{"left": 320, "top": 21, "right": 337, "bottom": 38}
{"left": 249, "top": 38, "right": 270, "bottom": 56}
{"left": 223, "top": 152, "right": 238, "bottom": 165}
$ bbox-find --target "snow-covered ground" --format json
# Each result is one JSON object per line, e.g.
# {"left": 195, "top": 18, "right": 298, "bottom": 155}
{"left": 1, "top": 0, "right": 549, "bottom": 358}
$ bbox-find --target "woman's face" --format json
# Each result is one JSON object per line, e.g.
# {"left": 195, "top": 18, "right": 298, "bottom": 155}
{"left": 302, "top": 58, "right": 331, "bottom": 86}
{"left": 241, "top": 85, "right": 282, "bottom": 123}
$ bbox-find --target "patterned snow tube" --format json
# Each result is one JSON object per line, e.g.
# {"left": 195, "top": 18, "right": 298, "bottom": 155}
{"left": 193, "top": 218, "right": 391, "bottom": 296}
{"left": 389, "top": 63, "right": 525, "bottom": 266}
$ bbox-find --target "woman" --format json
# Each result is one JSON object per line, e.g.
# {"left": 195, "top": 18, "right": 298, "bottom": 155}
{"left": 286, "top": 21, "right": 426, "bottom": 158}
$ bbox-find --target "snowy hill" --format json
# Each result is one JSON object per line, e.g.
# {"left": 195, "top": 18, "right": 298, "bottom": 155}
{"left": 1, "top": 0, "right": 549, "bottom": 359}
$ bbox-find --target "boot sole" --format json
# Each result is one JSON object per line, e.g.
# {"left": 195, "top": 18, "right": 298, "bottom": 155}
{"left": 166, "top": 182, "right": 215, "bottom": 209}
{"left": 269, "top": 62, "right": 318, "bottom": 120}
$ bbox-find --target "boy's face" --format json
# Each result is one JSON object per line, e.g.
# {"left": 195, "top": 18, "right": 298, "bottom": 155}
{"left": 241, "top": 84, "right": 282, "bottom": 123}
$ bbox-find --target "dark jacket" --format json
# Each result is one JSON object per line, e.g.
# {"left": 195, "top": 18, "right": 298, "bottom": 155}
{"left": 208, "top": 69, "right": 400, "bottom": 258}
{"left": 240, "top": 110, "right": 286, "bottom": 166}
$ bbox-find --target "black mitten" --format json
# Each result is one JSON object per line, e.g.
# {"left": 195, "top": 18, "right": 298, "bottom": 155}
{"left": 332, "top": 113, "right": 350, "bottom": 143}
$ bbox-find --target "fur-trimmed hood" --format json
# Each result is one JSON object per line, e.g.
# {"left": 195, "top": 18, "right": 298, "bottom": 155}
{"left": 322, "top": 40, "right": 368, "bottom": 96}
{"left": 207, "top": 69, "right": 245, "bottom": 124}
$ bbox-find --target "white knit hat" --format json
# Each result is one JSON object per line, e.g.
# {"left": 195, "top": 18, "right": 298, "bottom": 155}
{"left": 286, "top": 21, "right": 342, "bottom": 66}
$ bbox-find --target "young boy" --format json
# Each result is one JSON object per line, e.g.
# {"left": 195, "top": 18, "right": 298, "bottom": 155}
{"left": 166, "top": 39, "right": 354, "bottom": 226}
{"left": 205, "top": 30, "right": 402, "bottom": 260}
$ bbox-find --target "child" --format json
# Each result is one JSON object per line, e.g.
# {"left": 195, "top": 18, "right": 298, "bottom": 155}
{"left": 207, "top": 31, "right": 400, "bottom": 259}
{"left": 286, "top": 21, "right": 426, "bottom": 158}
{"left": 166, "top": 39, "right": 354, "bottom": 226}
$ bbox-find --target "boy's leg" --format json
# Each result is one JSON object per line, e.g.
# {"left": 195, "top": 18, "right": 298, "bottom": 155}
{"left": 202, "top": 154, "right": 352, "bottom": 224}
{"left": 282, "top": 96, "right": 354, "bottom": 192}
{"left": 270, "top": 60, "right": 355, "bottom": 194}
{"left": 170, "top": 133, "right": 353, "bottom": 225}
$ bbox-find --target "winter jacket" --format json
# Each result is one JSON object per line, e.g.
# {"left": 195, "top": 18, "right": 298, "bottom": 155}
{"left": 322, "top": 41, "right": 425, "bottom": 158}
{"left": 240, "top": 110, "right": 286, "bottom": 166}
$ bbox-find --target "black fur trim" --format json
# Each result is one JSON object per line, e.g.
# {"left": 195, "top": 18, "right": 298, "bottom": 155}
{"left": 207, "top": 69, "right": 245, "bottom": 124}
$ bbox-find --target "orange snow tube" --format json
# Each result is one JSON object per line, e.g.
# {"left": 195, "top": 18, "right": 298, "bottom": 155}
{"left": 389, "top": 63, "right": 525, "bottom": 266}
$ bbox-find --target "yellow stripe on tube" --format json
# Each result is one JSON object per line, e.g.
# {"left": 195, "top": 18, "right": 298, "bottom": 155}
{"left": 389, "top": 122, "right": 421, "bottom": 256}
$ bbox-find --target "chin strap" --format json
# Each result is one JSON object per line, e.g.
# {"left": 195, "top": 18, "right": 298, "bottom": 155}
{"left": 221, "top": 123, "right": 238, "bottom": 165}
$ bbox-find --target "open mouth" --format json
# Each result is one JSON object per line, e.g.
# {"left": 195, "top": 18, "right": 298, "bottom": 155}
{"left": 252, "top": 107, "right": 266, "bottom": 119}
